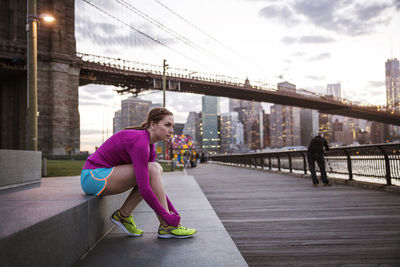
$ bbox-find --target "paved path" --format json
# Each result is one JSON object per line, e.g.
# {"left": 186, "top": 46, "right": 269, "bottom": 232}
{"left": 78, "top": 171, "right": 247, "bottom": 267}
{"left": 188, "top": 163, "right": 400, "bottom": 266}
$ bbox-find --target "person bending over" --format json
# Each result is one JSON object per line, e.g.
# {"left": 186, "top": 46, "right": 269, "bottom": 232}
{"left": 307, "top": 133, "right": 332, "bottom": 187}
{"left": 80, "top": 108, "right": 196, "bottom": 238}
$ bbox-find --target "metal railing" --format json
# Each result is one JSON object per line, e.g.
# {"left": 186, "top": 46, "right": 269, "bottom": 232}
{"left": 208, "top": 143, "right": 400, "bottom": 186}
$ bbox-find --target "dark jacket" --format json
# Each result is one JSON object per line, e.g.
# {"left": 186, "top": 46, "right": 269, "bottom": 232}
{"left": 308, "top": 135, "right": 329, "bottom": 154}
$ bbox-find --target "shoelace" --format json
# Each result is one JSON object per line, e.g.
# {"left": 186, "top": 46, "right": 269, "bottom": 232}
{"left": 120, "top": 214, "right": 136, "bottom": 226}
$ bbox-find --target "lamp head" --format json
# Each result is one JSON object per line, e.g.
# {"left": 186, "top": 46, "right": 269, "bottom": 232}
{"left": 39, "top": 13, "right": 55, "bottom": 23}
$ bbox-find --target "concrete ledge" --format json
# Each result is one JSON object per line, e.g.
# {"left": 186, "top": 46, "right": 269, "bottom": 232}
{"left": 0, "top": 149, "right": 42, "bottom": 188}
{"left": 0, "top": 172, "right": 247, "bottom": 267}
{"left": 0, "top": 176, "right": 129, "bottom": 267}
{"left": 78, "top": 172, "right": 248, "bottom": 267}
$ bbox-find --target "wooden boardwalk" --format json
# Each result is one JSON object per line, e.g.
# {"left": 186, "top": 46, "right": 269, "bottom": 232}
{"left": 187, "top": 163, "right": 400, "bottom": 266}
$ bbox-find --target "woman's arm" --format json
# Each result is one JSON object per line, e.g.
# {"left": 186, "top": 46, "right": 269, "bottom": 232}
{"left": 166, "top": 195, "right": 178, "bottom": 215}
{"left": 130, "top": 145, "right": 180, "bottom": 226}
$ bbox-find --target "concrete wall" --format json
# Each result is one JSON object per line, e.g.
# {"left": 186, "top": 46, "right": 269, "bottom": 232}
{"left": 0, "top": 149, "right": 42, "bottom": 188}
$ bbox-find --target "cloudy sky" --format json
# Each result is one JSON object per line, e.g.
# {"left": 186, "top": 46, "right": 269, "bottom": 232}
{"left": 75, "top": 0, "right": 400, "bottom": 152}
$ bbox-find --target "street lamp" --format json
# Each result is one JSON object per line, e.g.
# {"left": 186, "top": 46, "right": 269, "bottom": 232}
{"left": 162, "top": 59, "right": 169, "bottom": 159}
{"left": 26, "top": 0, "right": 55, "bottom": 151}
{"left": 40, "top": 13, "right": 55, "bottom": 22}
{"left": 162, "top": 59, "right": 169, "bottom": 108}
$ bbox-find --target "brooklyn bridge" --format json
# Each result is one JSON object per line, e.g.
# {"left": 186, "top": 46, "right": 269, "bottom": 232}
{"left": 1, "top": 0, "right": 400, "bottom": 155}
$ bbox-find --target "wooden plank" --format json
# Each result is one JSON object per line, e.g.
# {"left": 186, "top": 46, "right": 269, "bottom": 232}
{"left": 188, "top": 164, "right": 400, "bottom": 266}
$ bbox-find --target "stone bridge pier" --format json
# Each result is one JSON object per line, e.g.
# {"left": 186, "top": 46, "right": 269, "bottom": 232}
{"left": 0, "top": 0, "right": 80, "bottom": 155}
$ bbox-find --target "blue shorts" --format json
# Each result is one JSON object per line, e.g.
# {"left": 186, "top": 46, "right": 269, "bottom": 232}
{"left": 81, "top": 167, "right": 115, "bottom": 196}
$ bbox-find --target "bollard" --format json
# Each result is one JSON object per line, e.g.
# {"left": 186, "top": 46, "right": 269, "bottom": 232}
{"left": 42, "top": 157, "right": 47, "bottom": 177}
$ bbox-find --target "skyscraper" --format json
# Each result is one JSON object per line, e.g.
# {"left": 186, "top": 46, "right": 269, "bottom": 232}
{"left": 202, "top": 96, "right": 220, "bottom": 154}
{"left": 183, "top": 111, "right": 197, "bottom": 141}
{"left": 327, "top": 83, "right": 341, "bottom": 99}
{"left": 220, "top": 112, "right": 244, "bottom": 153}
{"left": 229, "top": 98, "right": 263, "bottom": 150}
{"left": 270, "top": 104, "right": 301, "bottom": 148}
{"left": 270, "top": 82, "right": 301, "bottom": 148}
{"left": 300, "top": 109, "right": 319, "bottom": 146}
{"left": 386, "top": 58, "right": 400, "bottom": 113}
{"left": 121, "top": 97, "right": 152, "bottom": 128}
{"left": 229, "top": 98, "right": 241, "bottom": 113}
{"left": 113, "top": 110, "right": 122, "bottom": 134}
{"left": 277, "top": 81, "right": 296, "bottom": 93}
{"left": 174, "top": 123, "right": 185, "bottom": 135}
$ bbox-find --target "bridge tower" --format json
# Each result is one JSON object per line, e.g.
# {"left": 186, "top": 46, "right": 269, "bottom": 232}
{"left": 0, "top": 0, "right": 80, "bottom": 155}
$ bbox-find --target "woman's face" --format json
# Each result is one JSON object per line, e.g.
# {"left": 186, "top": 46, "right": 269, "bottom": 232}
{"left": 153, "top": 115, "right": 174, "bottom": 142}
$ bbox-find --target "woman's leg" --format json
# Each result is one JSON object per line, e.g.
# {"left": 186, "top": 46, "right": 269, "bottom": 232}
{"left": 101, "top": 164, "right": 142, "bottom": 216}
{"left": 101, "top": 163, "right": 169, "bottom": 225}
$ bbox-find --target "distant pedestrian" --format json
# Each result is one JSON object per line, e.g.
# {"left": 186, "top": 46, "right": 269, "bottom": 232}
{"left": 200, "top": 152, "right": 206, "bottom": 163}
{"left": 80, "top": 108, "right": 196, "bottom": 238}
{"left": 307, "top": 133, "right": 331, "bottom": 186}
{"left": 183, "top": 152, "right": 189, "bottom": 168}
{"left": 190, "top": 152, "right": 197, "bottom": 168}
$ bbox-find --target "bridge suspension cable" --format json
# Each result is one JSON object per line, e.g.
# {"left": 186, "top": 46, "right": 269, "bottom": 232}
{"left": 81, "top": 0, "right": 211, "bottom": 70}
{"left": 151, "top": 0, "right": 270, "bottom": 75}
{"left": 113, "top": 0, "right": 245, "bottom": 74}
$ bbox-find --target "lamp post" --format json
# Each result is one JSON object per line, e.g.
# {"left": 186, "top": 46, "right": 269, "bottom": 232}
{"left": 162, "top": 59, "right": 168, "bottom": 108}
{"left": 26, "top": 0, "right": 38, "bottom": 151}
{"left": 26, "top": 0, "right": 54, "bottom": 151}
{"left": 162, "top": 59, "right": 169, "bottom": 159}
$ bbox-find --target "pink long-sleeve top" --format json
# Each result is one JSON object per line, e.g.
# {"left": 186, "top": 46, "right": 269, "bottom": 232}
{"left": 83, "top": 129, "right": 180, "bottom": 226}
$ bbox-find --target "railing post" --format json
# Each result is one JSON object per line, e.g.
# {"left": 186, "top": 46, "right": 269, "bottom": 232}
{"left": 343, "top": 149, "right": 353, "bottom": 181}
{"left": 277, "top": 154, "right": 281, "bottom": 171}
{"left": 287, "top": 153, "right": 292, "bottom": 173}
{"left": 268, "top": 156, "right": 272, "bottom": 170}
{"left": 378, "top": 146, "right": 392, "bottom": 186}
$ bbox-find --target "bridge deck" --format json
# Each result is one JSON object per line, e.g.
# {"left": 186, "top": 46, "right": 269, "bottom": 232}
{"left": 188, "top": 163, "right": 400, "bottom": 266}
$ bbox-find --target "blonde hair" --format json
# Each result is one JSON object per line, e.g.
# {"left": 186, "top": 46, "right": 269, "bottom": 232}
{"left": 124, "top": 107, "right": 173, "bottom": 130}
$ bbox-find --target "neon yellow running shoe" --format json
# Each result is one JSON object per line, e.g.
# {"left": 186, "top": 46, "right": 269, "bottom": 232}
{"left": 158, "top": 224, "right": 196, "bottom": 239}
{"left": 110, "top": 210, "right": 143, "bottom": 237}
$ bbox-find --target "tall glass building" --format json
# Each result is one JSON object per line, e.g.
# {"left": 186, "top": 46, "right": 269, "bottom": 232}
{"left": 202, "top": 96, "right": 220, "bottom": 154}
{"left": 386, "top": 58, "right": 400, "bottom": 113}
{"left": 270, "top": 104, "right": 301, "bottom": 148}
{"left": 327, "top": 83, "right": 341, "bottom": 99}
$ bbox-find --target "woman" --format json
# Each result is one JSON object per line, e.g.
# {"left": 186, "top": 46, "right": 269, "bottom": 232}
{"left": 81, "top": 108, "right": 196, "bottom": 239}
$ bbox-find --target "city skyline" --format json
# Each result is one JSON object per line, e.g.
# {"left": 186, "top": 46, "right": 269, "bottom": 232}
{"left": 77, "top": 0, "right": 400, "bottom": 152}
